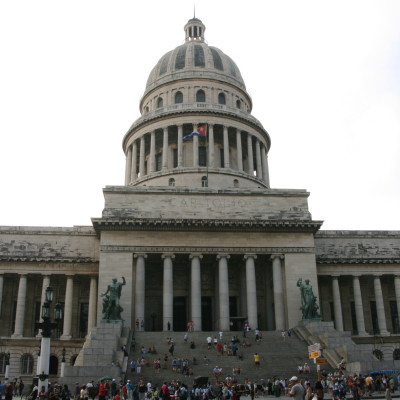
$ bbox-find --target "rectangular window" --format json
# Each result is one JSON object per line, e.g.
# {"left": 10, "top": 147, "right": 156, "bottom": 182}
{"left": 199, "top": 146, "right": 207, "bottom": 166}
{"left": 34, "top": 301, "right": 41, "bottom": 335}
{"left": 370, "top": 301, "right": 378, "bottom": 334}
{"left": 329, "top": 301, "right": 334, "bottom": 322}
{"left": 80, "top": 303, "right": 89, "bottom": 338}
{"left": 390, "top": 300, "right": 399, "bottom": 333}
{"left": 220, "top": 148, "right": 224, "bottom": 167}
{"left": 350, "top": 301, "right": 357, "bottom": 334}
{"left": 57, "top": 302, "right": 65, "bottom": 337}
{"left": 173, "top": 149, "right": 178, "bottom": 168}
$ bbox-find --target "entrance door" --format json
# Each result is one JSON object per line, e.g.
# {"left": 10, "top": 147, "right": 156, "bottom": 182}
{"left": 173, "top": 297, "right": 187, "bottom": 331}
{"left": 201, "top": 296, "right": 212, "bottom": 331}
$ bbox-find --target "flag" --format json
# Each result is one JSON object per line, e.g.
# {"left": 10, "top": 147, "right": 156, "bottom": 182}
{"left": 183, "top": 124, "right": 207, "bottom": 140}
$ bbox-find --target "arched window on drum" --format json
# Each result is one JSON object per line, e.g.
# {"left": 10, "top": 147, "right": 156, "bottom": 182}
{"left": 175, "top": 91, "right": 183, "bottom": 104}
{"left": 196, "top": 90, "right": 206, "bottom": 102}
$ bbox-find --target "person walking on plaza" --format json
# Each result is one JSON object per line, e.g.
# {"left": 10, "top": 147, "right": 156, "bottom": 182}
{"left": 289, "top": 377, "right": 305, "bottom": 400}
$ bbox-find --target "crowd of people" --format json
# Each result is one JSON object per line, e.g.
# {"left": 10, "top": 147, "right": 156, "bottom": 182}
{"left": 24, "top": 372, "right": 398, "bottom": 400}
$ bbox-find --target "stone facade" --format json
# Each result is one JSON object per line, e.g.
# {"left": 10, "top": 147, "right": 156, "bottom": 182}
{"left": 0, "top": 16, "right": 399, "bottom": 382}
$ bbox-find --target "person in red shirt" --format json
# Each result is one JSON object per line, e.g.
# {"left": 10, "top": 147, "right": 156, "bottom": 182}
{"left": 121, "top": 384, "right": 127, "bottom": 400}
{"left": 98, "top": 381, "right": 106, "bottom": 400}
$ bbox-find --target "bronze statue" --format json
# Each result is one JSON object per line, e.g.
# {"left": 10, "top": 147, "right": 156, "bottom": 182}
{"left": 101, "top": 277, "right": 126, "bottom": 321}
{"left": 297, "top": 278, "right": 320, "bottom": 319}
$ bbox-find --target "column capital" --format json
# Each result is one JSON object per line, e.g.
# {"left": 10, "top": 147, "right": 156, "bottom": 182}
{"left": 373, "top": 274, "right": 383, "bottom": 278}
{"left": 331, "top": 275, "right": 340, "bottom": 280}
{"left": 352, "top": 274, "right": 362, "bottom": 279}
{"left": 189, "top": 253, "right": 203, "bottom": 260}
{"left": 270, "top": 254, "right": 284, "bottom": 260}
{"left": 244, "top": 254, "right": 257, "bottom": 260}
{"left": 217, "top": 254, "right": 230, "bottom": 261}
{"left": 162, "top": 253, "right": 175, "bottom": 260}
{"left": 134, "top": 253, "right": 148, "bottom": 259}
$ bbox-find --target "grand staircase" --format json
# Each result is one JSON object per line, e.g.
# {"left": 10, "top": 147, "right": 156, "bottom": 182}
{"left": 124, "top": 330, "right": 323, "bottom": 386}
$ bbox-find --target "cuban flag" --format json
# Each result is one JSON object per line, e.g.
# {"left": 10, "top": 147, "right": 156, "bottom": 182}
{"left": 183, "top": 124, "right": 207, "bottom": 140}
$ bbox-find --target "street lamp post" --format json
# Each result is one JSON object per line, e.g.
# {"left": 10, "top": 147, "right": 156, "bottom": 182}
{"left": 35, "top": 286, "right": 63, "bottom": 391}
{"left": 60, "top": 348, "right": 66, "bottom": 378}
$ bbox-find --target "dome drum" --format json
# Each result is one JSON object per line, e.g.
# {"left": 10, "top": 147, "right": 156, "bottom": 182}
{"left": 141, "top": 72, "right": 252, "bottom": 115}
{"left": 124, "top": 122, "right": 270, "bottom": 189}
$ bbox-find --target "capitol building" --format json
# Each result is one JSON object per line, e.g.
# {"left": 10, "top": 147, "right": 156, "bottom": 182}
{"left": 0, "top": 17, "right": 399, "bottom": 381}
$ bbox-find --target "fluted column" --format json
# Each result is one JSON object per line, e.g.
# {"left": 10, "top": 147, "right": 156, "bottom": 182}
{"left": 125, "top": 146, "right": 132, "bottom": 185}
{"left": 236, "top": 129, "right": 243, "bottom": 171}
{"left": 162, "top": 253, "right": 175, "bottom": 331}
{"left": 61, "top": 275, "right": 74, "bottom": 339}
{"left": 271, "top": 255, "right": 285, "bottom": 330}
{"left": 223, "top": 125, "right": 230, "bottom": 168}
{"left": 255, "top": 140, "right": 263, "bottom": 179}
{"left": 12, "top": 274, "right": 28, "bottom": 337}
{"left": 139, "top": 135, "right": 145, "bottom": 177}
{"left": 162, "top": 127, "right": 168, "bottom": 170}
{"left": 261, "top": 145, "right": 270, "bottom": 187}
{"left": 332, "top": 276, "right": 344, "bottom": 331}
{"left": 131, "top": 141, "right": 137, "bottom": 181}
{"left": 247, "top": 133, "right": 254, "bottom": 174}
{"left": 217, "top": 254, "right": 230, "bottom": 330}
{"left": 134, "top": 254, "right": 147, "bottom": 330}
{"left": 87, "top": 276, "right": 97, "bottom": 333}
{"left": 190, "top": 254, "right": 203, "bottom": 331}
{"left": 0, "top": 274, "right": 4, "bottom": 316}
{"left": 150, "top": 130, "right": 156, "bottom": 172}
{"left": 352, "top": 275, "right": 367, "bottom": 336}
{"left": 373, "top": 275, "right": 389, "bottom": 335}
{"left": 244, "top": 254, "right": 258, "bottom": 328}
{"left": 177, "top": 125, "right": 183, "bottom": 167}
{"left": 209, "top": 124, "right": 215, "bottom": 167}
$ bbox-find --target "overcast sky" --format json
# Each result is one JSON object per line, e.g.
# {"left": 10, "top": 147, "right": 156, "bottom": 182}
{"left": 1, "top": 0, "right": 399, "bottom": 231}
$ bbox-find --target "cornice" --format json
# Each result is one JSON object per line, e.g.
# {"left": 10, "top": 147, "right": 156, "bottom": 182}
{"left": 100, "top": 245, "right": 316, "bottom": 254}
{"left": 317, "top": 257, "right": 400, "bottom": 265}
{"left": 92, "top": 218, "right": 323, "bottom": 235}
{"left": 0, "top": 256, "right": 97, "bottom": 263}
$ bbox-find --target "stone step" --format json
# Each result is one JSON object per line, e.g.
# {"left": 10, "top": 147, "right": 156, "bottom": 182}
{"left": 124, "top": 331, "right": 327, "bottom": 386}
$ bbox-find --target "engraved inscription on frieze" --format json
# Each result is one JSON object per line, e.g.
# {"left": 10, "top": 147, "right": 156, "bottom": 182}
{"left": 178, "top": 197, "right": 247, "bottom": 210}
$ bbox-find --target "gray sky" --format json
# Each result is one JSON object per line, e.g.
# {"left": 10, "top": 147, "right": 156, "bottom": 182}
{"left": 1, "top": 0, "right": 399, "bottom": 230}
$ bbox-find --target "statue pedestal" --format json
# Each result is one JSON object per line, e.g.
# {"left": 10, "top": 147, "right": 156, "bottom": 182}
{"left": 59, "top": 321, "right": 130, "bottom": 386}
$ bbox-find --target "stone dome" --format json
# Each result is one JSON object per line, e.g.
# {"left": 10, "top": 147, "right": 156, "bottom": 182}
{"left": 144, "top": 17, "right": 247, "bottom": 95}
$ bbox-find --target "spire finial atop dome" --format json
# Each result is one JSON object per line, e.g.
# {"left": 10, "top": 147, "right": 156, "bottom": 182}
{"left": 184, "top": 16, "right": 205, "bottom": 42}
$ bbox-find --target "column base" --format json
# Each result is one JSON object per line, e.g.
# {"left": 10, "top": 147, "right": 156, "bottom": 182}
{"left": 60, "top": 335, "right": 72, "bottom": 340}
{"left": 355, "top": 331, "right": 369, "bottom": 337}
{"left": 11, "top": 333, "right": 23, "bottom": 338}
{"left": 379, "top": 330, "right": 390, "bottom": 336}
